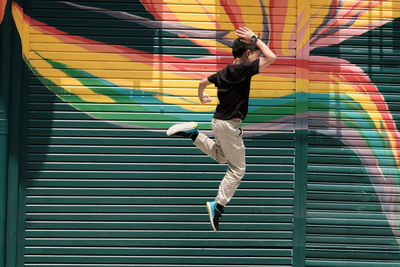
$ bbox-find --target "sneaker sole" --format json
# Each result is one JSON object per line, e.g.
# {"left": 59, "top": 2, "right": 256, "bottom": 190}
{"left": 166, "top": 122, "right": 197, "bottom": 136}
{"left": 206, "top": 202, "right": 218, "bottom": 232}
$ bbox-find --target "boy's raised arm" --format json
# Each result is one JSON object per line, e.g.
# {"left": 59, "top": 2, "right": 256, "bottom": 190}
{"left": 236, "top": 27, "right": 277, "bottom": 70}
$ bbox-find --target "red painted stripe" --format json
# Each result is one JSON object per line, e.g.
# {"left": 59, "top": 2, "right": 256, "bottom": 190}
{"left": 268, "top": 0, "right": 289, "bottom": 51}
{"left": 0, "top": 0, "right": 7, "bottom": 24}
{"left": 138, "top": 0, "right": 163, "bottom": 21}
{"left": 220, "top": 0, "right": 245, "bottom": 29}
{"left": 140, "top": 0, "right": 178, "bottom": 21}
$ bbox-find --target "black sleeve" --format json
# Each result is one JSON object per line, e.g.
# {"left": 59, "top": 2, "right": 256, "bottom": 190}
{"left": 250, "top": 58, "right": 260, "bottom": 76}
{"left": 207, "top": 72, "right": 219, "bottom": 87}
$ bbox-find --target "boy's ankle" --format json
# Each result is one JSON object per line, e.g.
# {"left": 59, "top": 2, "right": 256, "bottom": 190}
{"left": 190, "top": 133, "right": 199, "bottom": 142}
{"left": 216, "top": 203, "right": 224, "bottom": 213}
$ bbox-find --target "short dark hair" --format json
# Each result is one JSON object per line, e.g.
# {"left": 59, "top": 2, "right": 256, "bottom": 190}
{"left": 232, "top": 38, "right": 259, "bottom": 58}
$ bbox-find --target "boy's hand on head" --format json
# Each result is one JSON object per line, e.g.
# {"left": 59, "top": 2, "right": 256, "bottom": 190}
{"left": 236, "top": 27, "right": 256, "bottom": 43}
{"left": 237, "top": 26, "right": 277, "bottom": 70}
{"left": 199, "top": 93, "right": 212, "bottom": 104}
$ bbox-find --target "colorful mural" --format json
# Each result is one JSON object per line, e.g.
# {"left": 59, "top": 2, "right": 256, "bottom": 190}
{"left": 10, "top": 0, "right": 400, "bottom": 246}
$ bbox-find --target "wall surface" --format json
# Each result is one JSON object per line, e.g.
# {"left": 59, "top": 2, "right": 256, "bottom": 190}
{"left": 1, "top": 0, "right": 400, "bottom": 266}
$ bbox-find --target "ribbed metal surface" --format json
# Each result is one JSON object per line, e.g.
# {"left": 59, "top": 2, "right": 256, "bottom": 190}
{"left": 307, "top": 1, "right": 400, "bottom": 266}
{"left": 7, "top": 0, "right": 400, "bottom": 266}
{"left": 23, "top": 0, "right": 295, "bottom": 266}
{"left": 25, "top": 92, "right": 295, "bottom": 266}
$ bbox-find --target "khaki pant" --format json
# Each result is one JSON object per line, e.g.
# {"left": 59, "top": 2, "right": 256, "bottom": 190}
{"left": 194, "top": 118, "right": 246, "bottom": 206}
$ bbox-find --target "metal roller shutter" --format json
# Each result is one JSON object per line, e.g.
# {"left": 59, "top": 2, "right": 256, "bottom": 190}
{"left": 22, "top": 0, "right": 296, "bottom": 266}
{"left": 9, "top": 0, "right": 400, "bottom": 266}
{"left": 307, "top": 1, "right": 400, "bottom": 266}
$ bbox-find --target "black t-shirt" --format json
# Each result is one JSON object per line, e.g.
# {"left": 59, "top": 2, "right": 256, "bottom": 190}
{"left": 207, "top": 59, "right": 259, "bottom": 120}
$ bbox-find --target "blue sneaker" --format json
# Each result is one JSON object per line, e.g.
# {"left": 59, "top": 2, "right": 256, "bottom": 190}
{"left": 206, "top": 200, "right": 223, "bottom": 232}
{"left": 167, "top": 122, "right": 199, "bottom": 138}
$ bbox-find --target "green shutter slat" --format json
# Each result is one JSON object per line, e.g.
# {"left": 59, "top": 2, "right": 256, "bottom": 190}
{"left": 18, "top": 265, "right": 291, "bottom": 267}
{"left": 307, "top": 236, "right": 398, "bottom": 246}
{"left": 308, "top": 173, "right": 371, "bottom": 183}
{"left": 25, "top": 238, "right": 292, "bottom": 247}
{"left": 26, "top": 205, "right": 294, "bottom": 214}
{"left": 307, "top": 226, "right": 396, "bottom": 236}
{"left": 308, "top": 184, "right": 398, "bottom": 193}
{"left": 25, "top": 171, "right": 294, "bottom": 181}
{"left": 307, "top": 218, "right": 396, "bottom": 227}
{"left": 25, "top": 196, "right": 294, "bottom": 205}
{"left": 25, "top": 221, "right": 293, "bottom": 231}
{"left": 308, "top": 192, "right": 384, "bottom": 202}
{"left": 25, "top": 180, "right": 294, "bottom": 189}
{"left": 26, "top": 188, "right": 294, "bottom": 197}
{"left": 27, "top": 136, "right": 295, "bottom": 147}
{"left": 306, "top": 260, "right": 400, "bottom": 267}
{"left": 25, "top": 247, "right": 292, "bottom": 256}
{"left": 27, "top": 154, "right": 295, "bottom": 164}
{"left": 307, "top": 202, "right": 399, "bottom": 212}
{"left": 24, "top": 255, "right": 292, "bottom": 265}
{"left": 307, "top": 250, "right": 400, "bottom": 260}
{"left": 25, "top": 213, "right": 293, "bottom": 223}
{"left": 26, "top": 162, "right": 295, "bottom": 172}
{"left": 25, "top": 230, "right": 292, "bottom": 239}
{"left": 27, "top": 145, "right": 295, "bottom": 156}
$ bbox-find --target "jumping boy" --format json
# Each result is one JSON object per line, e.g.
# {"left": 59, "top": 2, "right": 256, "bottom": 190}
{"left": 166, "top": 27, "right": 276, "bottom": 231}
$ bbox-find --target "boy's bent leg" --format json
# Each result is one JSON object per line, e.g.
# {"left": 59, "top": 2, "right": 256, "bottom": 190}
{"left": 215, "top": 146, "right": 246, "bottom": 206}
{"left": 213, "top": 120, "right": 246, "bottom": 206}
{"left": 193, "top": 133, "right": 227, "bottom": 164}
